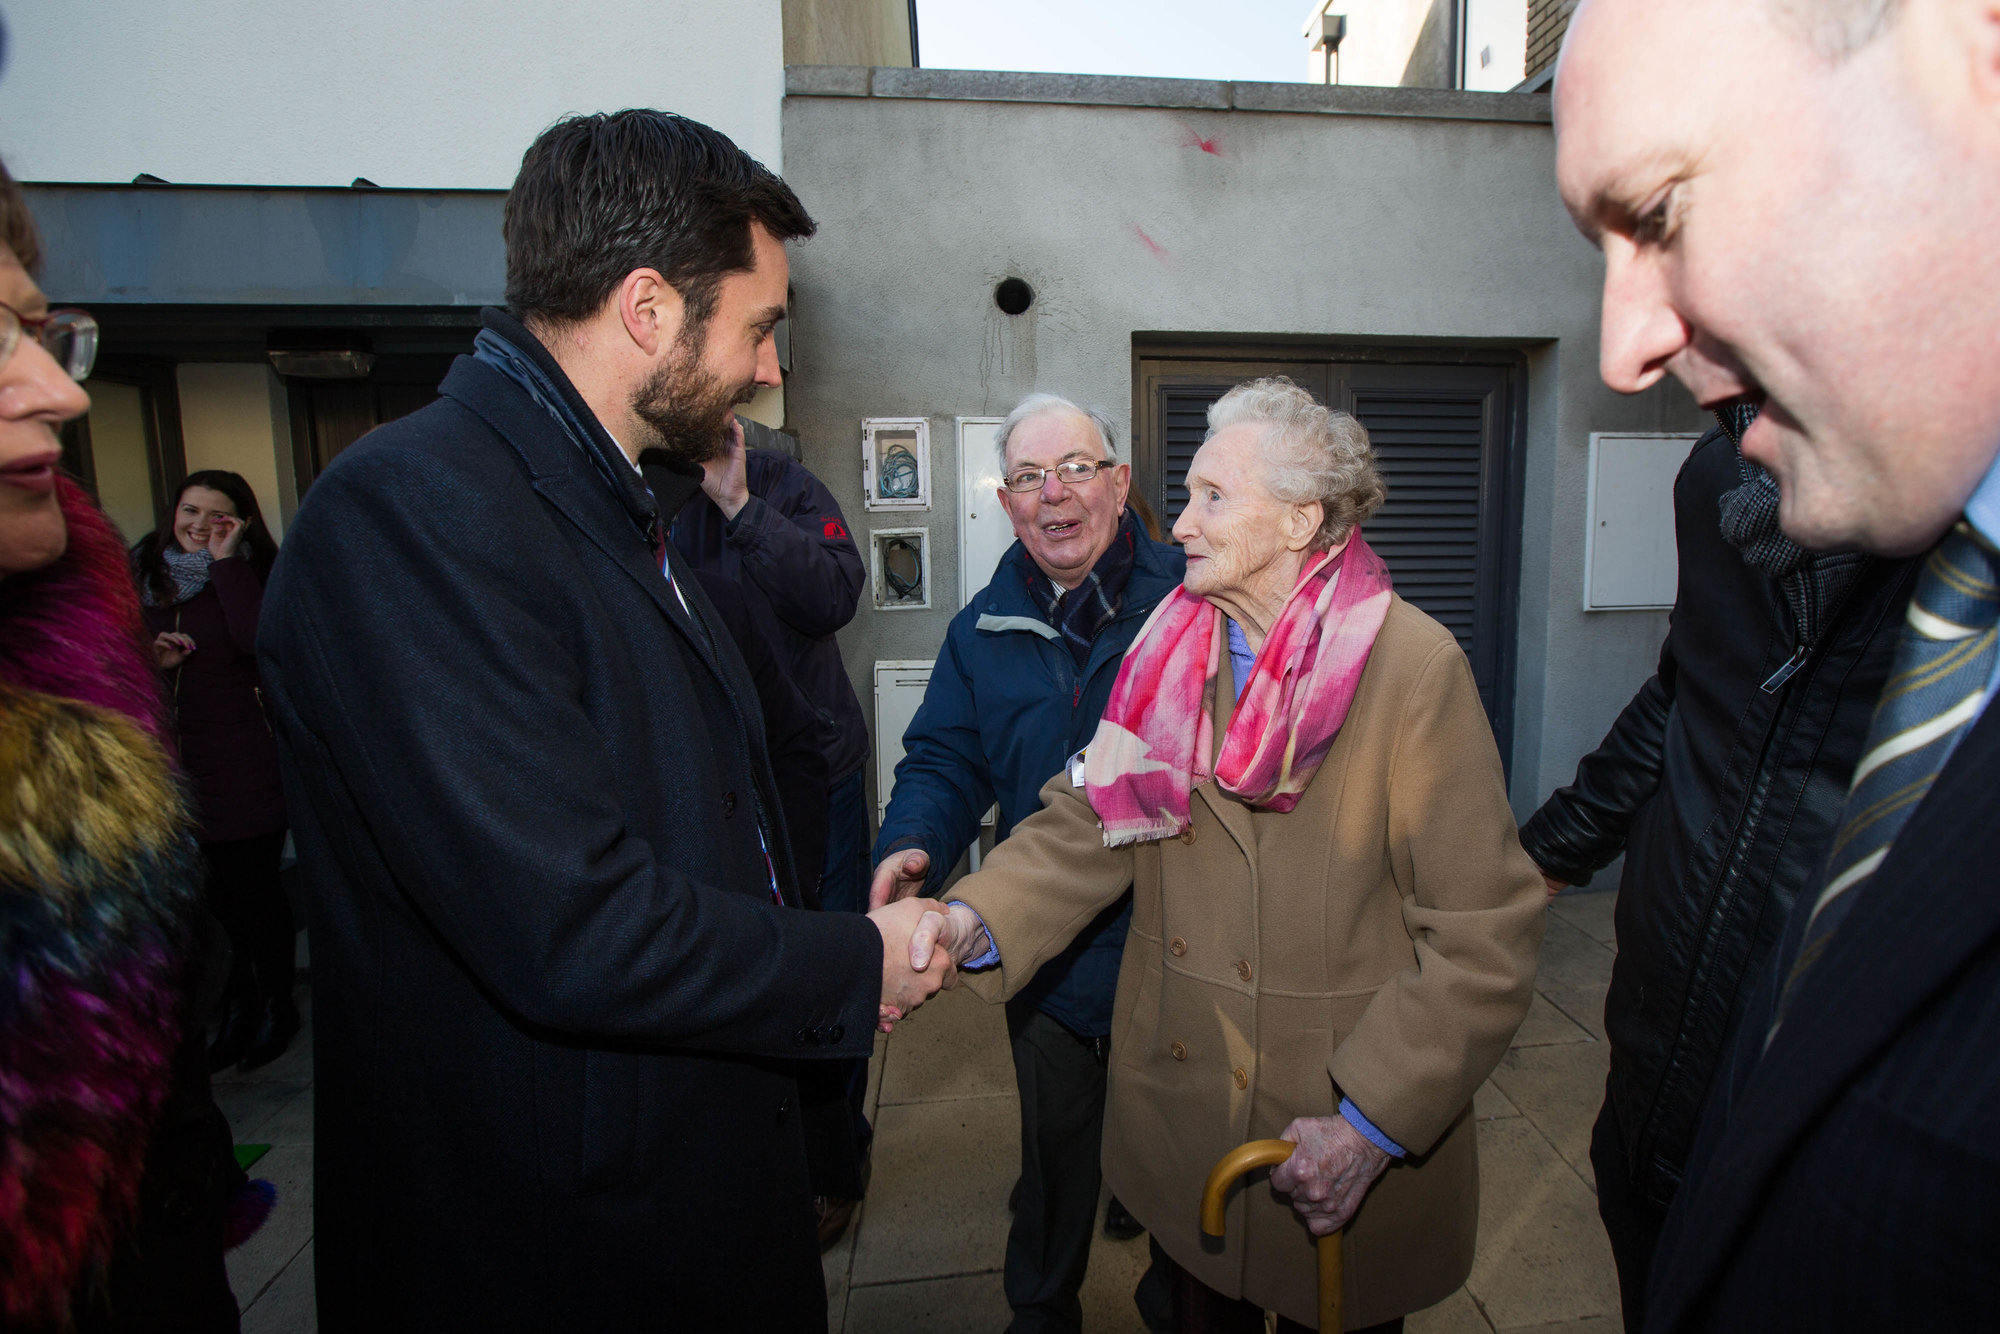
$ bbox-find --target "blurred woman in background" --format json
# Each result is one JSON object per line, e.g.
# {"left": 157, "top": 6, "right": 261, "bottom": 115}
{"left": 134, "top": 470, "right": 296, "bottom": 1070}
{"left": 0, "top": 157, "right": 243, "bottom": 1332}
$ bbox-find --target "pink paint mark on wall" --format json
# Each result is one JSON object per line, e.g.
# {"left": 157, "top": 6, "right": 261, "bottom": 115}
{"left": 1132, "top": 225, "right": 1170, "bottom": 262}
{"left": 1179, "top": 125, "right": 1224, "bottom": 156}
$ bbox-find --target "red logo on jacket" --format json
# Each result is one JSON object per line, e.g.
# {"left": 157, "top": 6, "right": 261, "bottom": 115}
{"left": 822, "top": 517, "right": 849, "bottom": 540}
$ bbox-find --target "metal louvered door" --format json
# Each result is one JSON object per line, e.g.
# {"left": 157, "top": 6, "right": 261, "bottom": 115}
{"left": 1135, "top": 353, "right": 1520, "bottom": 757}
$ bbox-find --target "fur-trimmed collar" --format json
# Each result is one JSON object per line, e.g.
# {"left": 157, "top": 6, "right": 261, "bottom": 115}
{"left": 0, "top": 475, "right": 167, "bottom": 741}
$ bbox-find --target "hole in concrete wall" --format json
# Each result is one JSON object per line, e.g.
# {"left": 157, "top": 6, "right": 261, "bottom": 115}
{"left": 994, "top": 278, "right": 1035, "bottom": 316}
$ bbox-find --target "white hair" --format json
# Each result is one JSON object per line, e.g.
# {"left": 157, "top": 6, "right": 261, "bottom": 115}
{"left": 994, "top": 393, "right": 1118, "bottom": 465}
{"left": 1205, "top": 376, "right": 1385, "bottom": 550}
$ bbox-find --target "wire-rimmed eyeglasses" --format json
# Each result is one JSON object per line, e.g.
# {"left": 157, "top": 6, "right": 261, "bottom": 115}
{"left": 0, "top": 302, "right": 98, "bottom": 381}
{"left": 1003, "top": 458, "right": 1113, "bottom": 493}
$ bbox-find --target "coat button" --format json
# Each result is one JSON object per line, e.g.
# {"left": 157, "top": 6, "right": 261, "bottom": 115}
{"left": 1236, "top": 960, "right": 1252, "bottom": 982}
{"left": 1233, "top": 1066, "right": 1248, "bottom": 1090}
{"left": 1177, "top": 825, "right": 1197, "bottom": 845}
{"left": 1169, "top": 937, "right": 1187, "bottom": 957}
{"left": 1170, "top": 1041, "right": 1188, "bottom": 1061}
{"left": 794, "top": 1027, "right": 816, "bottom": 1047}
{"left": 827, "top": 1024, "right": 845, "bottom": 1044}
{"left": 722, "top": 791, "right": 738, "bottom": 817}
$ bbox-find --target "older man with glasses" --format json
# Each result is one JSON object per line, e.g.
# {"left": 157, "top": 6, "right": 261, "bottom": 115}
{"left": 871, "top": 393, "right": 1184, "bottom": 1334}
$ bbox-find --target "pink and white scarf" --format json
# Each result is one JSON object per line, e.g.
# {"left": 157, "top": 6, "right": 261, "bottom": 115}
{"left": 1083, "top": 537, "right": 1393, "bottom": 846}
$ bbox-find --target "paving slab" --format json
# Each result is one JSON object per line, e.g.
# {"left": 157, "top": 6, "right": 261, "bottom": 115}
{"left": 877, "top": 986, "right": 1014, "bottom": 1106}
{"left": 1511, "top": 992, "right": 1593, "bottom": 1048}
{"left": 1535, "top": 916, "right": 1618, "bottom": 992}
{"left": 1476, "top": 1079, "right": 1521, "bottom": 1121}
{"left": 1408, "top": 1285, "right": 1496, "bottom": 1333}
{"left": 225, "top": 1143, "right": 313, "bottom": 1310}
{"left": 241, "top": 1244, "right": 315, "bottom": 1334}
{"left": 1541, "top": 984, "right": 1610, "bottom": 1042}
{"left": 843, "top": 1271, "right": 1012, "bottom": 1332}
{"left": 849, "top": 1094, "right": 1018, "bottom": 1286}
{"left": 1466, "top": 1120, "right": 1619, "bottom": 1328}
{"left": 1488, "top": 1042, "right": 1611, "bottom": 1188}
{"left": 1497, "top": 1317, "right": 1621, "bottom": 1333}
{"left": 1547, "top": 890, "right": 1619, "bottom": 949}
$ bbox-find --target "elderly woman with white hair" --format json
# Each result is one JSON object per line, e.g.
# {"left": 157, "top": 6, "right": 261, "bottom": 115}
{"left": 876, "top": 377, "right": 1544, "bottom": 1333}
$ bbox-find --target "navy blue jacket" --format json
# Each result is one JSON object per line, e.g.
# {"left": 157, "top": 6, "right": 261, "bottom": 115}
{"left": 873, "top": 527, "right": 1185, "bottom": 1037}
{"left": 1643, "top": 697, "right": 2000, "bottom": 1331}
{"left": 671, "top": 449, "right": 869, "bottom": 784}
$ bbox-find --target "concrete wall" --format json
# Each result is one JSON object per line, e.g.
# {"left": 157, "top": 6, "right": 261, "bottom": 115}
{"left": 779, "top": 70, "right": 1703, "bottom": 816}
{"left": 176, "top": 364, "right": 293, "bottom": 542}
{"left": 0, "top": 0, "right": 784, "bottom": 187}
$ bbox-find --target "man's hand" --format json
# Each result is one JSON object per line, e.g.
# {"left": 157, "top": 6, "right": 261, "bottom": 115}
{"left": 870, "top": 896, "right": 956, "bottom": 1031}
{"left": 869, "top": 848, "right": 931, "bottom": 910}
{"left": 1269, "top": 1115, "right": 1393, "bottom": 1236}
{"left": 700, "top": 418, "right": 751, "bottom": 520}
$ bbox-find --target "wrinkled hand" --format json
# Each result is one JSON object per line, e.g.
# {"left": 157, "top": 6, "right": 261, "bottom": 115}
{"left": 151, "top": 631, "right": 196, "bottom": 670}
{"left": 870, "top": 896, "right": 956, "bottom": 1032}
{"left": 700, "top": 418, "right": 751, "bottom": 520}
{"left": 1269, "top": 1115, "right": 1392, "bottom": 1236}
{"left": 908, "top": 902, "right": 988, "bottom": 975}
{"left": 869, "top": 848, "right": 931, "bottom": 911}
{"left": 207, "top": 513, "right": 249, "bottom": 560}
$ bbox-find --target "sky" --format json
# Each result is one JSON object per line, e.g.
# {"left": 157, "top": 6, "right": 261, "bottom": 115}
{"left": 914, "top": 0, "right": 1315, "bottom": 83}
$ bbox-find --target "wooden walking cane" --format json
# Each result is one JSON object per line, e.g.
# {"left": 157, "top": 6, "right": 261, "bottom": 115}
{"left": 1200, "top": 1139, "right": 1343, "bottom": 1334}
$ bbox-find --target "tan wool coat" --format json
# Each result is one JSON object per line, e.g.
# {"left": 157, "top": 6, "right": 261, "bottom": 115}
{"left": 953, "top": 595, "right": 1546, "bottom": 1329}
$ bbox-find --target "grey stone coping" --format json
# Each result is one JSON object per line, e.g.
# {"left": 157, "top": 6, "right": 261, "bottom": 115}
{"left": 785, "top": 65, "right": 1551, "bottom": 125}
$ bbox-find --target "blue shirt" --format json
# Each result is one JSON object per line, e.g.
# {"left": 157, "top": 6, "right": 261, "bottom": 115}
{"left": 1961, "top": 446, "right": 2000, "bottom": 709}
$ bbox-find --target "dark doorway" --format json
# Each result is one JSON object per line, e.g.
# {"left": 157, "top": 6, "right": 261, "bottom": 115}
{"left": 287, "top": 355, "right": 454, "bottom": 493}
{"left": 1134, "top": 342, "right": 1527, "bottom": 755}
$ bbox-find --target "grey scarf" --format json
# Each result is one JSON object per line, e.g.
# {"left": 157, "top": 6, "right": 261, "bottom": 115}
{"left": 1713, "top": 403, "right": 1865, "bottom": 651}
{"left": 150, "top": 546, "right": 213, "bottom": 607}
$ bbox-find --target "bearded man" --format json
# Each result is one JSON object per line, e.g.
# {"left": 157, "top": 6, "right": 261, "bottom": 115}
{"left": 258, "top": 110, "right": 951, "bottom": 1332}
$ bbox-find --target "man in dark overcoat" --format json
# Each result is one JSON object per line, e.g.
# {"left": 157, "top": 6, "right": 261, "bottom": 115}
{"left": 258, "top": 110, "right": 949, "bottom": 1332}
{"left": 1554, "top": 0, "right": 2000, "bottom": 1327}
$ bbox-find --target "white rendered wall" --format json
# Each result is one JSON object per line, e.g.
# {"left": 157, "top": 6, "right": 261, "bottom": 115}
{"left": 0, "top": 0, "right": 784, "bottom": 187}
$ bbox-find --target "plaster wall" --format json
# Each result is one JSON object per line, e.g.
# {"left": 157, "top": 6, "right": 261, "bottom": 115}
{"left": 778, "top": 76, "right": 1703, "bottom": 817}
{"left": 0, "top": 0, "right": 784, "bottom": 188}
{"left": 176, "top": 364, "right": 292, "bottom": 542}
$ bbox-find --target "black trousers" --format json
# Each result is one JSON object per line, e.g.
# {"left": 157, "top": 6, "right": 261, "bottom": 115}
{"left": 1590, "top": 1100, "right": 1667, "bottom": 1333}
{"left": 1004, "top": 994, "right": 1109, "bottom": 1334}
{"left": 200, "top": 831, "right": 293, "bottom": 1008}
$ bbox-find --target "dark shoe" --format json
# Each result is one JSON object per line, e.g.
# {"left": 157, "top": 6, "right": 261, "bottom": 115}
{"left": 207, "top": 995, "right": 253, "bottom": 1072}
{"left": 1104, "top": 1194, "right": 1145, "bottom": 1241}
{"left": 816, "top": 1195, "right": 859, "bottom": 1250}
{"left": 237, "top": 994, "right": 300, "bottom": 1072}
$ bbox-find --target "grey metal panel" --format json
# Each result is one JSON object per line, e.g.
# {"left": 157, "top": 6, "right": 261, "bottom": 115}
{"left": 22, "top": 184, "right": 506, "bottom": 307}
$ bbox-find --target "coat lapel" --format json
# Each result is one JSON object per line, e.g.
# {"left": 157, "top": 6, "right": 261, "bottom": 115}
{"left": 1651, "top": 701, "right": 2000, "bottom": 1327}
{"left": 440, "top": 357, "right": 729, "bottom": 686}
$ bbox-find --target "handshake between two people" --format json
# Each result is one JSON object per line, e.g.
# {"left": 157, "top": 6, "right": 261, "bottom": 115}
{"left": 864, "top": 849, "right": 993, "bottom": 1033}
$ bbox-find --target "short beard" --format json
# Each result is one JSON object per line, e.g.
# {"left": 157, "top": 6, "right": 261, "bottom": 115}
{"left": 631, "top": 325, "right": 755, "bottom": 468}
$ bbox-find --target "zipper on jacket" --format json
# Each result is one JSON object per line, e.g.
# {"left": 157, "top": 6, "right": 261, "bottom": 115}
{"left": 1759, "top": 646, "right": 1807, "bottom": 693}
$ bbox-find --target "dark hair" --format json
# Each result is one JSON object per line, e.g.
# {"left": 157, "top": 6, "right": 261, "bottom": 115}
{"left": 0, "top": 156, "right": 43, "bottom": 275}
{"left": 503, "top": 110, "right": 815, "bottom": 332}
{"left": 132, "top": 470, "right": 280, "bottom": 603}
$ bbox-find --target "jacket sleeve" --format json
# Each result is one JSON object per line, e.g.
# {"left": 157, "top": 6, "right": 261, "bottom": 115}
{"left": 1328, "top": 640, "right": 1546, "bottom": 1155}
{"left": 870, "top": 623, "right": 998, "bottom": 895}
{"left": 727, "top": 460, "right": 864, "bottom": 639}
{"left": 1518, "top": 435, "right": 1727, "bottom": 886}
{"left": 257, "top": 444, "right": 880, "bottom": 1060}
{"left": 206, "top": 555, "right": 266, "bottom": 657}
{"left": 692, "top": 568, "right": 832, "bottom": 907}
{"left": 1517, "top": 649, "right": 1677, "bottom": 886}
{"left": 951, "top": 771, "right": 1137, "bottom": 1002}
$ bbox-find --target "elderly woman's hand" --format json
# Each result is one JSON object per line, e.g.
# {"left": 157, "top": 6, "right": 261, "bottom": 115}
{"left": 1270, "top": 1115, "right": 1392, "bottom": 1236}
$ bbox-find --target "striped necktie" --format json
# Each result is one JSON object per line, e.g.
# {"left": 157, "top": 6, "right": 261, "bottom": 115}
{"left": 1769, "top": 520, "right": 2000, "bottom": 1041}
